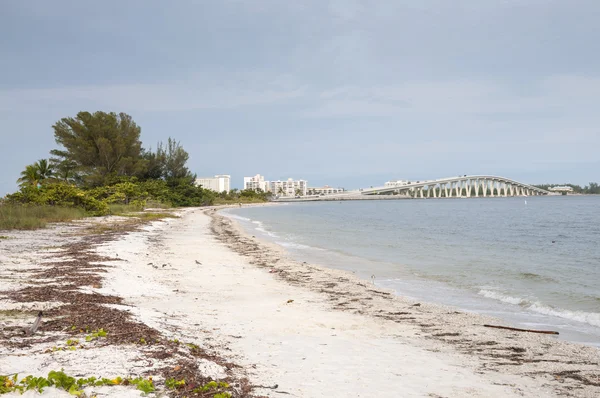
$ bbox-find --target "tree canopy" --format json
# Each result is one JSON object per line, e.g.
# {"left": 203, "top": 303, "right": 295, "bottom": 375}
{"left": 50, "top": 111, "right": 145, "bottom": 185}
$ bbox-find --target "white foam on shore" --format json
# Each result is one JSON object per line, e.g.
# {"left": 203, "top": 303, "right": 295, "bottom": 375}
{"left": 528, "top": 303, "right": 600, "bottom": 328}
{"left": 479, "top": 289, "right": 600, "bottom": 328}
{"left": 478, "top": 289, "right": 528, "bottom": 306}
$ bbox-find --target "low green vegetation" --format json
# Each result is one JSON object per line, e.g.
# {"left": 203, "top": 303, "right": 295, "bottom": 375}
{"left": 1, "top": 110, "right": 268, "bottom": 231}
{"left": 0, "top": 370, "right": 231, "bottom": 397}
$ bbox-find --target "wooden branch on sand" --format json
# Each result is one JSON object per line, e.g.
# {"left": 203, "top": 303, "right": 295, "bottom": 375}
{"left": 483, "top": 324, "right": 559, "bottom": 335}
{"left": 23, "top": 311, "right": 43, "bottom": 336}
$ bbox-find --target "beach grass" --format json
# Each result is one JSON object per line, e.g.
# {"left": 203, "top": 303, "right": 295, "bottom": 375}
{"left": 0, "top": 204, "right": 87, "bottom": 230}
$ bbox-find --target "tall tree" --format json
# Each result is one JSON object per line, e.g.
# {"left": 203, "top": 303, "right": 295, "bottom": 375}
{"left": 17, "top": 164, "right": 40, "bottom": 188}
{"left": 51, "top": 159, "right": 79, "bottom": 183}
{"left": 17, "top": 159, "right": 54, "bottom": 187}
{"left": 50, "top": 111, "right": 144, "bottom": 185}
{"left": 138, "top": 143, "right": 166, "bottom": 180}
{"left": 164, "top": 138, "right": 192, "bottom": 180}
{"left": 35, "top": 159, "right": 53, "bottom": 180}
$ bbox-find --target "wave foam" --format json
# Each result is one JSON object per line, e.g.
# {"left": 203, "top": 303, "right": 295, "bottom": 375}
{"left": 479, "top": 290, "right": 527, "bottom": 305}
{"left": 225, "top": 214, "right": 251, "bottom": 222}
{"left": 528, "top": 303, "right": 600, "bottom": 328}
{"left": 478, "top": 289, "right": 600, "bottom": 327}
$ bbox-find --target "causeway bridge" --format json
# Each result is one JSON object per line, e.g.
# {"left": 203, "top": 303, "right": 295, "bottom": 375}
{"left": 360, "top": 175, "right": 550, "bottom": 198}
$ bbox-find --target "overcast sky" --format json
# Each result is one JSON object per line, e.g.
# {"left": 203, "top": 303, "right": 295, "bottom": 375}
{"left": 1, "top": 0, "right": 599, "bottom": 194}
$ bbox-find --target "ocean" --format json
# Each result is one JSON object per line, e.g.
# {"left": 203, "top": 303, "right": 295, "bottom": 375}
{"left": 223, "top": 196, "right": 600, "bottom": 346}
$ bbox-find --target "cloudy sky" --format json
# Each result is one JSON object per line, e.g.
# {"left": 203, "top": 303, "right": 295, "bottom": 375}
{"left": 1, "top": 0, "right": 599, "bottom": 194}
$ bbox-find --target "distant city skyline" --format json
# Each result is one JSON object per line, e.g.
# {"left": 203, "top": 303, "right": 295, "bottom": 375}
{"left": 1, "top": 0, "right": 599, "bottom": 195}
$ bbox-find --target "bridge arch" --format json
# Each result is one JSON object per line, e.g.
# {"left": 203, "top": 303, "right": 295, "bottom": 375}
{"left": 361, "top": 175, "right": 549, "bottom": 198}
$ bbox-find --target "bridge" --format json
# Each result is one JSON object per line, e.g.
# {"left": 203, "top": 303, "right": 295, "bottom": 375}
{"left": 359, "top": 175, "right": 550, "bottom": 198}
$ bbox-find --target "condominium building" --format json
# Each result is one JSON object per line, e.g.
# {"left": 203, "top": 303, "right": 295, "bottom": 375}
{"left": 195, "top": 175, "right": 231, "bottom": 193}
{"left": 308, "top": 186, "right": 345, "bottom": 195}
{"left": 243, "top": 174, "right": 269, "bottom": 192}
{"left": 269, "top": 178, "right": 307, "bottom": 197}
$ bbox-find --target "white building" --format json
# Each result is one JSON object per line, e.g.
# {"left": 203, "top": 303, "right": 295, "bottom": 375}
{"left": 243, "top": 174, "right": 269, "bottom": 192}
{"left": 269, "top": 178, "right": 307, "bottom": 197}
{"left": 195, "top": 175, "right": 231, "bottom": 193}
{"left": 308, "top": 186, "right": 345, "bottom": 195}
{"left": 384, "top": 179, "right": 412, "bottom": 187}
{"left": 548, "top": 186, "right": 574, "bottom": 193}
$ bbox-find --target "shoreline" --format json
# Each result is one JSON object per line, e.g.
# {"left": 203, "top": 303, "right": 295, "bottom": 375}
{"left": 210, "top": 206, "right": 600, "bottom": 396}
{"left": 223, "top": 203, "right": 600, "bottom": 347}
{"left": 0, "top": 207, "right": 599, "bottom": 397}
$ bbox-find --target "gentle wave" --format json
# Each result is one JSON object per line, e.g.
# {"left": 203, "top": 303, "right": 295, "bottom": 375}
{"left": 277, "top": 241, "right": 323, "bottom": 251}
{"left": 479, "top": 290, "right": 600, "bottom": 327}
{"left": 225, "top": 213, "right": 279, "bottom": 237}
{"left": 225, "top": 214, "right": 251, "bottom": 222}
{"left": 479, "top": 289, "right": 526, "bottom": 305}
{"left": 528, "top": 303, "right": 600, "bottom": 328}
{"left": 251, "top": 220, "right": 279, "bottom": 238}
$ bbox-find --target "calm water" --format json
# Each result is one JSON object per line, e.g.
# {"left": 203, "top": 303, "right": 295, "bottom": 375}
{"left": 224, "top": 196, "right": 600, "bottom": 346}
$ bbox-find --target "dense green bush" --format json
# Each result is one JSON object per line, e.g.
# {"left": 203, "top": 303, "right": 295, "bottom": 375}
{"left": 5, "top": 183, "right": 108, "bottom": 215}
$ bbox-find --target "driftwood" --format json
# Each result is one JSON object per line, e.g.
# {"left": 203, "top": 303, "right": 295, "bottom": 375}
{"left": 484, "top": 324, "right": 559, "bottom": 335}
{"left": 24, "top": 311, "right": 43, "bottom": 336}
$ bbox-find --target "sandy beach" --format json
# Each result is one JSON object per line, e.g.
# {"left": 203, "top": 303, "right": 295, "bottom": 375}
{"left": 1, "top": 207, "right": 599, "bottom": 397}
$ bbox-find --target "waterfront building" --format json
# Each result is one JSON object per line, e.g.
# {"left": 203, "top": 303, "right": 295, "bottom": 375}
{"left": 195, "top": 175, "right": 231, "bottom": 193}
{"left": 308, "top": 186, "right": 345, "bottom": 195}
{"left": 269, "top": 178, "right": 307, "bottom": 197}
{"left": 384, "top": 179, "right": 412, "bottom": 187}
{"left": 548, "top": 186, "right": 574, "bottom": 194}
{"left": 243, "top": 174, "right": 269, "bottom": 192}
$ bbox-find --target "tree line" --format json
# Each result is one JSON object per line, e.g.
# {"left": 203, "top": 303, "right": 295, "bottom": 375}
{"left": 5, "top": 111, "right": 268, "bottom": 215}
{"left": 534, "top": 183, "right": 600, "bottom": 194}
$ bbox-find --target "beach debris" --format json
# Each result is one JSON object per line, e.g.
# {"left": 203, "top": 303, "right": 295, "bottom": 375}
{"left": 286, "top": 299, "right": 294, "bottom": 304}
{"left": 412, "top": 303, "right": 421, "bottom": 307}
{"left": 269, "top": 269, "right": 280, "bottom": 273}
{"left": 148, "top": 262, "right": 153, "bottom": 265}
{"left": 23, "top": 311, "right": 43, "bottom": 336}
{"left": 483, "top": 324, "right": 559, "bottom": 335}
{"left": 152, "top": 265, "right": 158, "bottom": 269}
{"left": 254, "top": 384, "right": 279, "bottom": 390}
{"left": 195, "top": 260, "right": 202, "bottom": 265}
{"left": 162, "top": 263, "right": 168, "bottom": 267}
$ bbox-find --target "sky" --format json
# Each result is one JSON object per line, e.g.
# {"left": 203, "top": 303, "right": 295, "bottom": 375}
{"left": 1, "top": 0, "right": 599, "bottom": 194}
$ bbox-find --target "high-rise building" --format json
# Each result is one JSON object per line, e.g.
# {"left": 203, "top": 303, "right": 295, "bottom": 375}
{"left": 195, "top": 175, "right": 231, "bottom": 193}
{"left": 243, "top": 174, "right": 269, "bottom": 192}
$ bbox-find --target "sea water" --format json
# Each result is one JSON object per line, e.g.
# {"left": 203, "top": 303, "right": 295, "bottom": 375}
{"left": 224, "top": 196, "right": 600, "bottom": 346}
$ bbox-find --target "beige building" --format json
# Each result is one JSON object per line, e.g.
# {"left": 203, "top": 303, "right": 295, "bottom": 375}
{"left": 269, "top": 178, "right": 307, "bottom": 197}
{"left": 195, "top": 175, "right": 231, "bottom": 193}
{"left": 243, "top": 174, "right": 269, "bottom": 192}
{"left": 308, "top": 186, "right": 345, "bottom": 195}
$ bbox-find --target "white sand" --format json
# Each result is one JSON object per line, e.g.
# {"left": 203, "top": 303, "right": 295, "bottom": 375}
{"left": 2, "top": 207, "right": 599, "bottom": 397}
